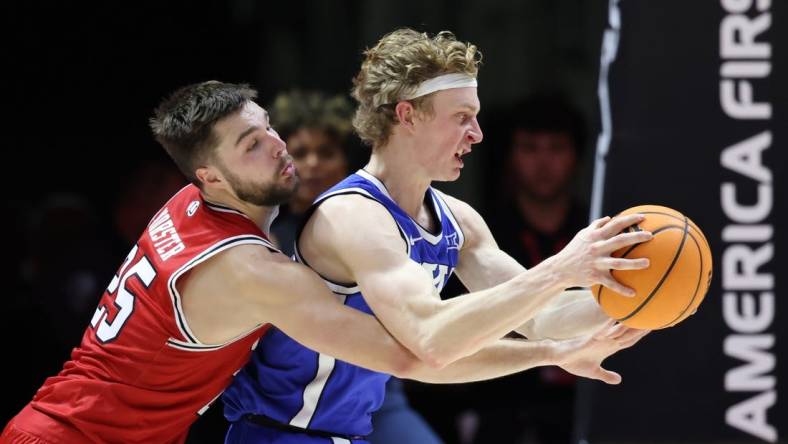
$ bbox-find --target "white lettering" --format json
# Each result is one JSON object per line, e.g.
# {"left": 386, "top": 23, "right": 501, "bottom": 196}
{"left": 722, "top": 244, "right": 773, "bottom": 290}
{"left": 151, "top": 227, "right": 176, "bottom": 242}
{"left": 149, "top": 208, "right": 172, "bottom": 232}
{"left": 720, "top": 131, "right": 771, "bottom": 182}
{"left": 160, "top": 243, "right": 186, "bottom": 262}
{"left": 720, "top": 60, "right": 770, "bottom": 78}
{"left": 721, "top": 183, "right": 772, "bottom": 223}
{"left": 720, "top": 13, "right": 771, "bottom": 58}
{"left": 720, "top": 1, "right": 775, "bottom": 440}
{"left": 722, "top": 224, "right": 772, "bottom": 242}
{"left": 724, "top": 334, "right": 775, "bottom": 391}
{"left": 723, "top": 292, "right": 774, "bottom": 333}
{"left": 726, "top": 390, "right": 777, "bottom": 442}
{"left": 147, "top": 207, "right": 185, "bottom": 261}
{"left": 720, "top": 80, "right": 771, "bottom": 119}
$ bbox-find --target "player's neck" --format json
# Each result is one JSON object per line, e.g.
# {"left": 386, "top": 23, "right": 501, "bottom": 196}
{"left": 366, "top": 147, "right": 431, "bottom": 219}
{"left": 200, "top": 189, "right": 279, "bottom": 235}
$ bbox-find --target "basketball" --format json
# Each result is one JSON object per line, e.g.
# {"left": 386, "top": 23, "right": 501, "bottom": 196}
{"left": 592, "top": 205, "right": 713, "bottom": 329}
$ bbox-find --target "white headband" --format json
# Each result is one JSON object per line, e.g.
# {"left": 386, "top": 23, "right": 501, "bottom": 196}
{"left": 399, "top": 73, "right": 478, "bottom": 101}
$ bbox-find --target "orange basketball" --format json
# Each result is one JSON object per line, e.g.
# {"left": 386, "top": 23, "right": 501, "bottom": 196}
{"left": 591, "top": 205, "right": 713, "bottom": 329}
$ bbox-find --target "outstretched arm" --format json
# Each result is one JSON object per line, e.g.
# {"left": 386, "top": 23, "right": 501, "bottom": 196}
{"left": 441, "top": 192, "right": 618, "bottom": 340}
{"left": 182, "top": 243, "right": 644, "bottom": 385}
{"left": 298, "top": 194, "right": 651, "bottom": 367}
{"left": 403, "top": 321, "right": 649, "bottom": 384}
{"left": 181, "top": 244, "right": 423, "bottom": 377}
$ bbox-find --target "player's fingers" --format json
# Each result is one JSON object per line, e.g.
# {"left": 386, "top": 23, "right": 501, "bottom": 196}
{"left": 601, "top": 322, "right": 629, "bottom": 339}
{"left": 598, "top": 231, "right": 653, "bottom": 253}
{"left": 597, "top": 214, "right": 645, "bottom": 239}
{"left": 600, "top": 274, "right": 636, "bottom": 297}
{"left": 599, "top": 257, "right": 650, "bottom": 271}
{"left": 608, "top": 325, "right": 634, "bottom": 340}
{"left": 618, "top": 329, "right": 650, "bottom": 347}
{"left": 592, "top": 319, "right": 618, "bottom": 339}
{"left": 591, "top": 216, "right": 612, "bottom": 229}
{"left": 595, "top": 367, "right": 622, "bottom": 385}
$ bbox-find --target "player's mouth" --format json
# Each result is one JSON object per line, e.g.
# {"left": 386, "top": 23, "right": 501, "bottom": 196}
{"left": 455, "top": 148, "right": 471, "bottom": 167}
{"left": 281, "top": 161, "right": 295, "bottom": 177}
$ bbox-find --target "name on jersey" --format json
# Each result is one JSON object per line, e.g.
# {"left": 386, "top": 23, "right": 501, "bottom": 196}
{"left": 148, "top": 208, "right": 185, "bottom": 261}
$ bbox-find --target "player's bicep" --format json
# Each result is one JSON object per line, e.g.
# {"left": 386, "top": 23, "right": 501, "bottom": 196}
{"left": 243, "top": 256, "right": 417, "bottom": 374}
{"left": 317, "top": 200, "right": 444, "bottom": 352}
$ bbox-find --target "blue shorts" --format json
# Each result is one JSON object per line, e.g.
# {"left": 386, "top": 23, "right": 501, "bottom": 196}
{"left": 224, "top": 418, "right": 369, "bottom": 444}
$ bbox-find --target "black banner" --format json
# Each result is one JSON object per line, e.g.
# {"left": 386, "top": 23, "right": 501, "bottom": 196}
{"left": 577, "top": 0, "right": 786, "bottom": 442}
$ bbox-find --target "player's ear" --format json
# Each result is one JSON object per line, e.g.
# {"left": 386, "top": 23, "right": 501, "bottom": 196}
{"left": 195, "top": 165, "right": 221, "bottom": 187}
{"left": 394, "top": 101, "right": 417, "bottom": 130}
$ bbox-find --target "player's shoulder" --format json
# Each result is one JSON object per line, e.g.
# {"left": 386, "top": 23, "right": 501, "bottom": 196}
{"left": 195, "top": 242, "right": 288, "bottom": 283}
{"left": 312, "top": 193, "right": 396, "bottom": 231}
{"left": 304, "top": 193, "right": 403, "bottom": 251}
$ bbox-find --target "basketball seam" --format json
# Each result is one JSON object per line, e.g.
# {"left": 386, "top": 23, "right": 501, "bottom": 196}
{"left": 599, "top": 227, "right": 705, "bottom": 326}
{"left": 618, "top": 224, "right": 643, "bottom": 258}
{"left": 636, "top": 211, "right": 710, "bottom": 252}
{"left": 662, "top": 234, "right": 705, "bottom": 328}
{"left": 625, "top": 211, "right": 711, "bottom": 327}
{"left": 597, "top": 224, "right": 684, "bottom": 306}
{"left": 616, "top": 217, "right": 689, "bottom": 322}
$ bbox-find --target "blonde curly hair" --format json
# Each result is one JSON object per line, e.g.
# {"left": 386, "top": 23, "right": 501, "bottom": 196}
{"left": 351, "top": 28, "right": 482, "bottom": 148}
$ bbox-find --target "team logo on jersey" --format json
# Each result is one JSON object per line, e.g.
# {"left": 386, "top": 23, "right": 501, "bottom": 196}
{"left": 421, "top": 263, "right": 452, "bottom": 291}
{"left": 446, "top": 233, "right": 459, "bottom": 249}
{"left": 187, "top": 201, "right": 200, "bottom": 217}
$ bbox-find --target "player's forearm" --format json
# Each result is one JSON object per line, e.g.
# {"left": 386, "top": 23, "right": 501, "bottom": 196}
{"left": 401, "top": 337, "right": 556, "bottom": 383}
{"left": 416, "top": 256, "right": 567, "bottom": 366}
{"left": 515, "top": 289, "right": 610, "bottom": 340}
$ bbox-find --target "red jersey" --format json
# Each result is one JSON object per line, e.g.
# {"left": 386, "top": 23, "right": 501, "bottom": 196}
{"left": 12, "top": 185, "right": 275, "bottom": 443}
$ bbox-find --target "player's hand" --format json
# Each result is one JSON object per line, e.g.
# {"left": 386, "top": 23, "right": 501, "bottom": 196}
{"left": 552, "top": 320, "right": 649, "bottom": 384}
{"left": 551, "top": 214, "right": 653, "bottom": 296}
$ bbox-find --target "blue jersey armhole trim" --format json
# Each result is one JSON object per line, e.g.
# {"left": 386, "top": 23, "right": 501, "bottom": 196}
{"left": 293, "top": 190, "right": 411, "bottom": 289}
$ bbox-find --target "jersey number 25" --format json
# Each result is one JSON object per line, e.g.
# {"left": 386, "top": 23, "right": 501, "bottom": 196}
{"left": 90, "top": 245, "right": 157, "bottom": 343}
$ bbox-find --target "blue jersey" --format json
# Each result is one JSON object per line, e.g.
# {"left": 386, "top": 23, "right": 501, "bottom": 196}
{"left": 222, "top": 169, "right": 465, "bottom": 437}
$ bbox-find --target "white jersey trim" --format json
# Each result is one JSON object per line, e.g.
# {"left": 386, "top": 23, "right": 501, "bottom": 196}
{"left": 356, "top": 169, "right": 444, "bottom": 245}
{"left": 324, "top": 280, "right": 360, "bottom": 295}
{"left": 204, "top": 201, "right": 254, "bottom": 220}
{"left": 305, "top": 185, "right": 412, "bottom": 261}
{"left": 289, "top": 295, "right": 348, "bottom": 428}
{"left": 167, "top": 234, "right": 279, "bottom": 345}
{"left": 431, "top": 189, "right": 466, "bottom": 251}
{"left": 165, "top": 324, "right": 262, "bottom": 352}
{"left": 355, "top": 169, "right": 393, "bottom": 200}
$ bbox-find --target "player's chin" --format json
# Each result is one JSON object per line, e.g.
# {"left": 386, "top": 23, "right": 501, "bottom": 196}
{"left": 430, "top": 165, "right": 463, "bottom": 182}
{"left": 279, "top": 174, "right": 300, "bottom": 193}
